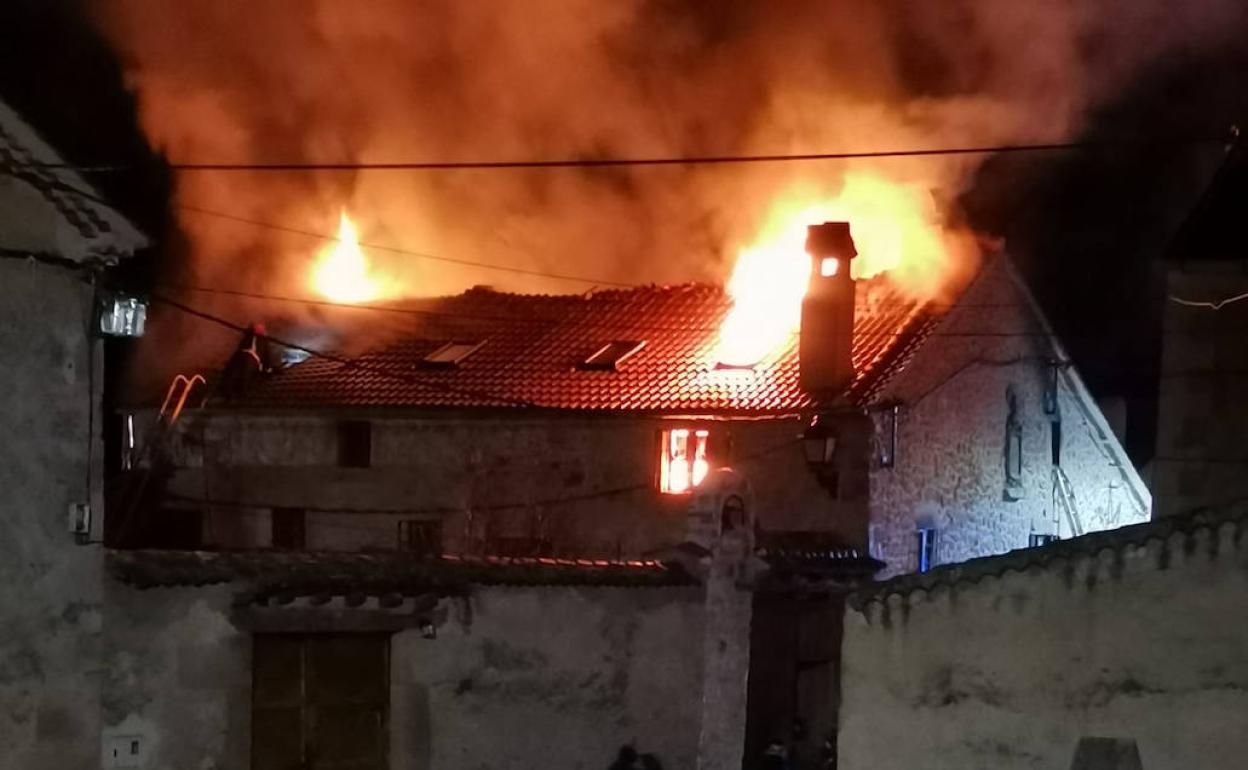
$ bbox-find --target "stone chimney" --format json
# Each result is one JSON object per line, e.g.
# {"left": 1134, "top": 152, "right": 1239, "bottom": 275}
{"left": 799, "top": 222, "right": 858, "bottom": 395}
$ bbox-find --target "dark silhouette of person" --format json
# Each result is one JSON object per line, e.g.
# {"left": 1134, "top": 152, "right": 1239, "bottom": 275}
{"left": 639, "top": 753, "right": 664, "bottom": 770}
{"left": 761, "top": 738, "right": 791, "bottom": 770}
{"left": 609, "top": 745, "right": 639, "bottom": 770}
{"left": 219, "top": 322, "right": 273, "bottom": 400}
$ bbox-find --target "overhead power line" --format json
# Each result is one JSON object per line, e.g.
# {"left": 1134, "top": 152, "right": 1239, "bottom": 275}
{"left": 180, "top": 204, "right": 636, "bottom": 288}
{"left": 151, "top": 293, "right": 544, "bottom": 408}
{"left": 12, "top": 136, "right": 1226, "bottom": 174}
{"left": 1169, "top": 291, "right": 1248, "bottom": 311}
{"left": 164, "top": 435, "right": 804, "bottom": 517}
{"left": 169, "top": 282, "right": 1236, "bottom": 343}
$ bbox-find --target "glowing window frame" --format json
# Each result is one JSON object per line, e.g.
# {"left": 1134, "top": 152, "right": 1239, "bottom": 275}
{"left": 580, "top": 340, "right": 645, "bottom": 371}
{"left": 659, "top": 427, "right": 711, "bottom": 495}
{"left": 420, "top": 340, "right": 484, "bottom": 368}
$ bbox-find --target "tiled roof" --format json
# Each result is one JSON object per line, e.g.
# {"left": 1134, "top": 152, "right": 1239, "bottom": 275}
{"left": 241, "top": 278, "right": 938, "bottom": 414}
{"left": 107, "top": 549, "right": 694, "bottom": 597}
{"left": 848, "top": 504, "right": 1248, "bottom": 610}
{"left": 0, "top": 99, "right": 148, "bottom": 256}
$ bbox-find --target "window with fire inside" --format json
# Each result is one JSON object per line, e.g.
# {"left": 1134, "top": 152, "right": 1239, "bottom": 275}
{"left": 659, "top": 427, "right": 711, "bottom": 494}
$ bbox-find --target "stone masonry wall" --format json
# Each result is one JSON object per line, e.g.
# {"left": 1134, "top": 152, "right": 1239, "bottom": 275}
{"left": 101, "top": 582, "right": 250, "bottom": 770}
{"left": 839, "top": 519, "right": 1248, "bottom": 770}
{"left": 392, "top": 585, "right": 707, "bottom": 770}
{"left": 161, "top": 413, "right": 868, "bottom": 557}
{"left": 869, "top": 256, "right": 1149, "bottom": 577}
{"left": 1154, "top": 262, "right": 1248, "bottom": 519}
{"left": 100, "top": 581, "right": 711, "bottom": 770}
{"left": 0, "top": 258, "right": 103, "bottom": 770}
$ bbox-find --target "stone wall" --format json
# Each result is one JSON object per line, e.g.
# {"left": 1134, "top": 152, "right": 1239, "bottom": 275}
{"left": 393, "top": 585, "right": 709, "bottom": 770}
{"left": 1154, "top": 261, "right": 1248, "bottom": 519}
{"left": 161, "top": 412, "right": 867, "bottom": 556}
{"left": 99, "top": 580, "right": 719, "bottom": 770}
{"left": 0, "top": 258, "right": 103, "bottom": 769}
{"left": 869, "top": 256, "right": 1149, "bottom": 577}
{"left": 101, "top": 583, "right": 250, "bottom": 769}
{"left": 0, "top": 102, "right": 145, "bottom": 769}
{"left": 839, "top": 514, "right": 1248, "bottom": 770}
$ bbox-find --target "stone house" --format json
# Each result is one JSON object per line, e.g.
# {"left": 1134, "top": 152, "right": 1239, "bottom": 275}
{"left": 837, "top": 143, "right": 1248, "bottom": 770}
{"left": 127, "top": 230, "right": 1148, "bottom": 575}
{"left": 0, "top": 97, "right": 147, "bottom": 769}
{"left": 1153, "top": 139, "right": 1248, "bottom": 520}
{"left": 99, "top": 224, "right": 1149, "bottom": 768}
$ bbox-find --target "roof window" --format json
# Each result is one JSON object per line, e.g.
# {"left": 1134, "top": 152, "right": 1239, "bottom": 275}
{"left": 420, "top": 341, "right": 484, "bottom": 368}
{"left": 579, "top": 340, "right": 645, "bottom": 371}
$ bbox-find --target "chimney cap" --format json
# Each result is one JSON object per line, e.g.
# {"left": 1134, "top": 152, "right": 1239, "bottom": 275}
{"left": 805, "top": 222, "right": 858, "bottom": 261}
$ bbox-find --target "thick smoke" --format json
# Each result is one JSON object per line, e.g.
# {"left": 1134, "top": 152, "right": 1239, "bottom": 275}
{"left": 96, "top": 1, "right": 1243, "bottom": 304}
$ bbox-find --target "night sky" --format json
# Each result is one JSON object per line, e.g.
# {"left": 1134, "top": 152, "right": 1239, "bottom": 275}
{"left": 4, "top": 0, "right": 1247, "bottom": 465}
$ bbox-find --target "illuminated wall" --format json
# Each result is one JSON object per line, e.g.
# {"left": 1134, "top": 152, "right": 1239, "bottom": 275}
{"left": 867, "top": 256, "right": 1150, "bottom": 577}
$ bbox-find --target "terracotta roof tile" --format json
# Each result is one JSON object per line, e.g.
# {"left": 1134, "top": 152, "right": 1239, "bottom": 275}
{"left": 242, "top": 279, "right": 939, "bottom": 414}
{"left": 107, "top": 549, "right": 695, "bottom": 592}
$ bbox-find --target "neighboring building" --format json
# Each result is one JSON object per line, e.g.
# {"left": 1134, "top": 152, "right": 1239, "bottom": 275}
{"left": 103, "top": 225, "right": 1148, "bottom": 767}
{"left": 839, "top": 505, "right": 1248, "bottom": 770}
{"left": 1154, "top": 140, "right": 1248, "bottom": 519}
{"left": 867, "top": 254, "right": 1150, "bottom": 577}
{"left": 0, "top": 98, "right": 147, "bottom": 769}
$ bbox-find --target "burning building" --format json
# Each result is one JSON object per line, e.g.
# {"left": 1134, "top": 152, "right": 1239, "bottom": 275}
{"left": 102, "top": 214, "right": 1149, "bottom": 768}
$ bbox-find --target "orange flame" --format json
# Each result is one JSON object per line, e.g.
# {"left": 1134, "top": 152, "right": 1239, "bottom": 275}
{"left": 311, "top": 211, "right": 383, "bottom": 303}
{"left": 714, "top": 173, "right": 956, "bottom": 367}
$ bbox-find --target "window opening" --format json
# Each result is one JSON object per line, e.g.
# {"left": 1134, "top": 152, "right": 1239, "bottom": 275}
{"left": 1004, "top": 386, "right": 1024, "bottom": 501}
{"left": 1030, "top": 533, "right": 1060, "bottom": 548}
{"left": 397, "top": 519, "right": 442, "bottom": 557}
{"left": 337, "top": 420, "right": 372, "bottom": 468}
{"left": 420, "top": 341, "right": 483, "bottom": 368}
{"left": 660, "top": 428, "right": 710, "bottom": 494}
{"left": 917, "top": 527, "right": 937, "bottom": 573}
{"left": 272, "top": 508, "right": 306, "bottom": 550}
{"left": 878, "top": 405, "right": 898, "bottom": 468}
{"left": 579, "top": 340, "right": 645, "bottom": 371}
{"left": 1051, "top": 419, "right": 1062, "bottom": 467}
{"left": 1043, "top": 362, "right": 1059, "bottom": 415}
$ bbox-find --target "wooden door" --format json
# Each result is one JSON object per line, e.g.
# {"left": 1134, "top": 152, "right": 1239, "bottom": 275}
{"left": 252, "top": 634, "right": 389, "bottom": 770}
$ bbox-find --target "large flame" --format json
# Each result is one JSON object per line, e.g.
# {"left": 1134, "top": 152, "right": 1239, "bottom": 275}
{"left": 311, "top": 211, "right": 383, "bottom": 304}
{"left": 714, "top": 173, "right": 957, "bottom": 367}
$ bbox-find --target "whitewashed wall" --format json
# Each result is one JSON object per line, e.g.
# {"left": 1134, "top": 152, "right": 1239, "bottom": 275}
{"left": 839, "top": 517, "right": 1248, "bottom": 770}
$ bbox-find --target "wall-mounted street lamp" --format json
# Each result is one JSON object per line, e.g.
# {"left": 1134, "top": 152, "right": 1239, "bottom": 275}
{"left": 97, "top": 292, "right": 148, "bottom": 338}
{"left": 802, "top": 415, "right": 840, "bottom": 495}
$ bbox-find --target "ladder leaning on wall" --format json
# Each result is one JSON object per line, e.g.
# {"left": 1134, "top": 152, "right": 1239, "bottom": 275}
{"left": 1053, "top": 465, "right": 1084, "bottom": 538}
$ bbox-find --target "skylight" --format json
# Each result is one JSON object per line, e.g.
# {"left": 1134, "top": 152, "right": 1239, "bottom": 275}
{"left": 420, "top": 341, "right": 484, "bottom": 368}
{"left": 579, "top": 340, "right": 645, "bottom": 371}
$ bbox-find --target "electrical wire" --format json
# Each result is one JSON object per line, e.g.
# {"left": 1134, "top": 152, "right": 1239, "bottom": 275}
{"left": 162, "top": 435, "right": 803, "bottom": 517}
{"left": 13, "top": 136, "right": 1224, "bottom": 173}
{"left": 0, "top": 169, "right": 639, "bottom": 288}
{"left": 151, "top": 293, "right": 545, "bottom": 409}
{"left": 16, "top": 165, "right": 1231, "bottom": 318}
{"left": 1169, "top": 291, "right": 1248, "bottom": 311}
{"left": 906, "top": 356, "right": 1057, "bottom": 407}
{"left": 167, "top": 282, "right": 1210, "bottom": 341}
{"left": 177, "top": 204, "right": 635, "bottom": 287}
